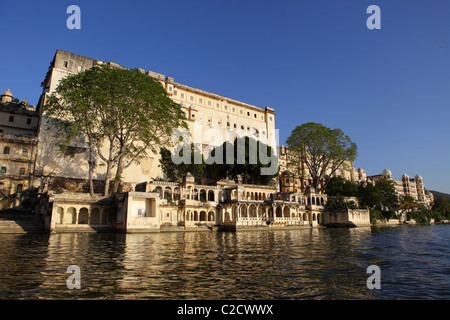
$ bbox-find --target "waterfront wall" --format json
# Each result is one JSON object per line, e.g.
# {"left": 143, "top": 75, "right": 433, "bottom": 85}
{"left": 323, "top": 208, "right": 371, "bottom": 227}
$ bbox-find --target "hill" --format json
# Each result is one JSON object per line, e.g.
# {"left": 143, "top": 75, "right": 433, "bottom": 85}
{"left": 430, "top": 190, "right": 450, "bottom": 201}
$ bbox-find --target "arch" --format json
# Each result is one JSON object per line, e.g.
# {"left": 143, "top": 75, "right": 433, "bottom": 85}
{"left": 316, "top": 197, "right": 320, "bottom": 205}
{"left": 312, "top": 213, "right": 316, "bottom": 221}
{"left": 193, "top": 211, "right": 198, "bottom": 221}
{"left": 307, "top": 198, "right": 311, "bottom": 205}
{"left": 101, "top": 208, "right": 109, "bottom": 224}
{"left": 199, "top": 189, "right": 207, "bottom": 202}
{"left": 283, "top": 206, "right": 290, "bottom": 218}
{"left": 208, "top": 190, "right": 215, "bottom": 201}
{"left": 164, "top": 186, "right": 172, "bottom": 200}
{"left": 276, "top": 206, "right": 283, "bottom": 218}
{"left": 232, "top": 190, "right": 237, "bottom": 201}
{"left": 16, "top": 184, "right": 23, "bottom": 193}
{"left": 208, "top": 211, "right": 215, "bottom": 221}
{"left": 186, "top": 186, "right": 192, "bottom": 200}
{"left": 173, "top": 187, "right": 180, "bottom": 201}
{"left": 194, "top": 189, "right": 199, "bottom": 200}
{"left": 320, "top": 197, "right": 325, "bottom": 206}
{"left": 303, "top": 212, "right": 307, "bottom": 221}
{"left": 90, "top": 207, "right": 101, "bottom": 225}
{"left": 239, "top": 204, "right": 247, "bottom": 218}
{"left": 78, "top": 207, "right": 89, "bottom": 224}
{"left": 258, "top": 206, "right": 265, "bottom": 219}
{"left": 249, "top": 204, "right": 257, "bottom": 218}
{"left": 232, "top": 205, "right": 239, "bottom": 221}
{"left": 55, "top": 206, "right": 64, "bottom": 224}
{"left": 154, "top": 186, "right": 163, "bottom": 197}
{"left": 65, "top": 207, "right": 76, "bottom": 224}
{"left": 268, "top": 207, "right": 274, "bottom": 219}
{"left": 200, "top": 210, "right": 207, "bottom": 221}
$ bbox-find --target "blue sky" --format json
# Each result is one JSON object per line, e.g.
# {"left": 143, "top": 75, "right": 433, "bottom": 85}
{"left": 1, "top": 0, "right": 449, "bottom": 193}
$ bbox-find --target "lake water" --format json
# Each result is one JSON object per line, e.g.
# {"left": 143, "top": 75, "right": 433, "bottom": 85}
{"left": 1, "top": 224, "right": 449, "bottom": 300}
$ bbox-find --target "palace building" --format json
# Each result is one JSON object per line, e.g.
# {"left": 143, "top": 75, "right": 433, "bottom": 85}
{"left": 277, "top": 145, "right": 367, "bottom": 193}
{"left": 34, "top": 50, "right": 277, "bottom": 189}
{"left": 0, "top": 89, "right": 39, "bottom": 209}
{"left": 367, "top": 168, "right": 434, "bottom": 207}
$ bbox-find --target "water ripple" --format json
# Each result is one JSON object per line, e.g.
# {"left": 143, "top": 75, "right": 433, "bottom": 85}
{"left": 0, "top": 225, "right": 450, "bottom": 299}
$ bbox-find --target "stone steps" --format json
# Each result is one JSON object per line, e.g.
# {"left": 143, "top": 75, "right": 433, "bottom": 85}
{"left": 0, "top": 214, "right": 46, "bottom": 234}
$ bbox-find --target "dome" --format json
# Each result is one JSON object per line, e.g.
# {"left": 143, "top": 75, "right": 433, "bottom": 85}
{"left": 415, "top": 174, "right": 423, "bottom": 181}
{"left": 382, "top": 168, "right": 392, "bottom": 177}
{"left": 1, "top": 88, "right": 13, "bottom": 103}
{"left": 2, "top": 89, "right": 12, "bottom": 97}
{"left": 402, "top": 174, "right": 409, "bottom": 180}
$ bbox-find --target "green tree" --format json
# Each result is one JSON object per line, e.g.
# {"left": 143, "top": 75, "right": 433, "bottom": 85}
{"left": 326, "top": 194, "right": 358, "bottom": 211}
{"left": 325, "top": 176, "right": 359, "bottom": 197}
{"left": 44, "top": 65, "right": 187, "bottom": 196}
{"left": 159, "top": 144, "right": 206, "bottom": 182}
{"left": 205, "top": 136, "right": 279, "bottom": 185}
{"left": 400, "top": 195, "right": 417, "bottom": 212}
{"left": 432, "top": 197, "right": 450, "bottom": 219}
{"left": 286, "top": 122, "right": 357, "bottom": 192}
{"left": 357, "top": 182, "right": 382, "bottom": 208}
{"left": 375, "top": 179, "right": 399, "bottom": 210}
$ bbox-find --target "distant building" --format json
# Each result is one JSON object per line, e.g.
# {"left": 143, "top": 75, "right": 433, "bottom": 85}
{"left": 367, "top": 168, "right": 434, "bottom": 207}
{"left": 277, "top": 145, "right": 366, "bottom": 193}
{"left": 0, "top": 89, "right": 39, "bottom": 209}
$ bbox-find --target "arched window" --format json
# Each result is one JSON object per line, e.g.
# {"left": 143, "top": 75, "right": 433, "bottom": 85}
{"left": 3, "top": 146, "right": 10, "bottom": 154}
{"left": 16, "top": 184, "right": 23, "bottom": 193}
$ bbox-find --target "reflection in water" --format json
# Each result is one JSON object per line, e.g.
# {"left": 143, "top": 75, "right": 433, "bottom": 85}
{"left": 0, "top": 225, "right": 449, "bottom": 299}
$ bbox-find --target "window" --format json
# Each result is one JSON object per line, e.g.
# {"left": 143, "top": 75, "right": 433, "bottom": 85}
{"left": 208, "top": 101, "right": 211, "bottom": 106}
{"left": 77, "top": 66, "right": 83, "bottom": 72}
{"left": 216, "top": 103, "right": 220, "bottom": 108}
{"left": 3, "top": 147, "right": 10, "bottom": 154}
{"left": 63, "top": 61, "right": 68, "bottom": 68}
{"left": 169, "top": 86, "right": 173, "bottom": 91}
{"left": 16, "top": 184, "right": 22, "bottom": 193}
{"left": 180, "top": 93, "right": 184, "bottom": 98}
{"left": 9, "top": 116, "right": 14, "bottom": 122}
{"left": 247, "top": 112, "right": 250, "bottom": 116}
{"left": 19, "top": 168, "right": 25, "bottom": 175}
{"left": 240, "top": 110, "right": 243, "bottom": 114}
{"left": 173, "top": 90, "right": 177, "bottom": 96}
{"left": 22, "top": 148, "right": 28, "bottom": 156}
{"left": 254, "top": 114, "right": 257, "bottom": 118}
{"left": 224, "top": 105, "right": 228, "bottom": 110}
{"left": 0, "top": 167, "right": 6, "bottom": 173}
{"left": 199, "top": 98, "right": 203, "bottom": 103}
{"left": 191, "top": 113, "right": 195, "bottom": 118}
{"left": 190, "top": 96, "right": 194, "bottom": 101}
{"left": 232, "top": 107, "right": 236, "bottom": 112}
{"left": 26, "top": 118, "right": 32, "bottom": 124}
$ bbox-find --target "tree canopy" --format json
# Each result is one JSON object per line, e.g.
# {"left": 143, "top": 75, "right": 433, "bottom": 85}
{"left": 286, "top": 122, "right": 357, "bottom": 192}
{"left": 44, "top": 65, "right": 188, "bottom": 195}
{"left": 160, "top": 136, "right": 279, "bottom": 185}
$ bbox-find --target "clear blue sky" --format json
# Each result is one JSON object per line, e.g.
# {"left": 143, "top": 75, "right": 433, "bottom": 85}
{"left": 1, "top": 0, "right": 449, "bottom": 193}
